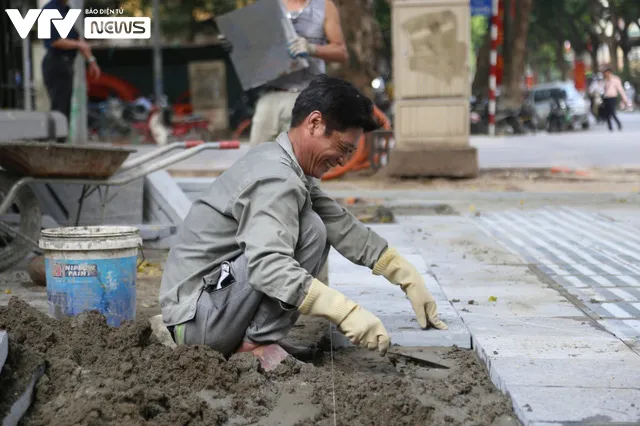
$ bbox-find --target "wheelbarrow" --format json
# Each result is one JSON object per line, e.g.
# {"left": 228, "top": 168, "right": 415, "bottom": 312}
{"left": 0, "top": 140, "right": 240, "bottom": 272}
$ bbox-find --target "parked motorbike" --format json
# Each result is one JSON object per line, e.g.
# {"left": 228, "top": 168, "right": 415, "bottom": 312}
{"left": 136, "top": 95, "right": 212, "bottom": 145}
{"left": 546, "top": 96, "right": 571, "bottom": 132}
{"left": 518, "top": 99, "right": 538, "bottom": 133}
{"left": 469, "top": 96, "right": 525, "bottom": 135}
{"left": 88, "top": 96, "right": 145, "bottom": 142}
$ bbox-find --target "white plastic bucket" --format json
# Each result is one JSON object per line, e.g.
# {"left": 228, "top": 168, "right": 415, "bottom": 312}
{"left": 39, "top": 226, "right": 142, "bottom": 327}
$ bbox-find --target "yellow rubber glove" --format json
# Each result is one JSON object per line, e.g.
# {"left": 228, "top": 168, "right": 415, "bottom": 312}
{"left": 299, "top": 278, "right": 390, "bottom": 355}
{"left": 373, "top": 247, "right": 448, "bottom": 330}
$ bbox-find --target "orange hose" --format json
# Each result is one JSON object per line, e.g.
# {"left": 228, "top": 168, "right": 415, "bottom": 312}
{"left": 232, "top": 118, "right": 253, "bottom": 139}
{"left": 321, "top": 106, "right": 391, "bottom": 181}
{"left": 86, "top": 73, "right": 140, "bottom": 101}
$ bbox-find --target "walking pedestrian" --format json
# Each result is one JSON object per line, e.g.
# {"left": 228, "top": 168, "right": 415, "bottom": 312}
{"left": 602, "top": 68, "right": 631, "bottom": 131}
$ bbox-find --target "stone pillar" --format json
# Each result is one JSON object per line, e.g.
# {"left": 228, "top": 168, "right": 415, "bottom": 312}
{"left": 188, "top": 60, "right": 229, "bottom": 134}
{"left": 387, "top": 0, "right": 478, "bottom": 178}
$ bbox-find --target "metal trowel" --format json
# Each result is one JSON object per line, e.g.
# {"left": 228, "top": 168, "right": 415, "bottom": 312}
{"left": 387, "top": 346, "right": 451, "bottom": 369}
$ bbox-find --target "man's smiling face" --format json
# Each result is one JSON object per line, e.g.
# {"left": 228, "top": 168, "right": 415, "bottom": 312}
{"left": 296, "top": 110, "right": 362, "bottom": 178}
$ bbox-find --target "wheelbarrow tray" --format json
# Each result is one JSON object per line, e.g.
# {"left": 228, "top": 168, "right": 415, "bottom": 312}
{"left": 0, "top": 142, "right": 136, "bottom": 179}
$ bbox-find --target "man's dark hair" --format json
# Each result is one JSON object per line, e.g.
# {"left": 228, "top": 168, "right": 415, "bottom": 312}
{"left": 604, "top": 68, "right": 613, "bottom": 73}
{"left": 290, "top": 75, "right": 380, "bottom": 134}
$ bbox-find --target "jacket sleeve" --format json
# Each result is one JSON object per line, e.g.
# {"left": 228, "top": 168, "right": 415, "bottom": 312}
{"left": 231, "top": 174, "right": 314, "bottom": 306}
{"left": 308, "top": 181, "right": 388, "bottom": 269}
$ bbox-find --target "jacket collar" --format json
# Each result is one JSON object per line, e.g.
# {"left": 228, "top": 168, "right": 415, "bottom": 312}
{"left": 276, "top": 132, "right": 308, "bottom": 183}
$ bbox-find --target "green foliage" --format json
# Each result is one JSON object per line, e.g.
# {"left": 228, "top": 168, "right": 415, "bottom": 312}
{"left": 530, "top": 0, "right": 591, "bottom": 53}
{"left": 609, "top": 0, "right": 640, "bottom": 27}
{"left": 374, "top": 0, "right": 391, "bottom": 36}
{"left": 471, "top": 16, "right": 488, "bottom": 53}
{"left": 130, "top": 0, "right": 236, "bottom": 40}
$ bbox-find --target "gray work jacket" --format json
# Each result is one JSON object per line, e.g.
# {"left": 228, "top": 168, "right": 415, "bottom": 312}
{"left": 159, "top": 132, "right": 389, "bottom": 326}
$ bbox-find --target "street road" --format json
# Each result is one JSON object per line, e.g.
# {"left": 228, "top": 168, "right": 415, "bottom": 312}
{"left": 472, "top": 111, "right": 640, "bottom": 169}
{"left": 129, "top": 112, "right": 640, "bottom": 173}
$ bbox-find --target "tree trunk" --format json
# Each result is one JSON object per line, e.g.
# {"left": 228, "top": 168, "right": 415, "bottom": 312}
{"left": 471, "top": 29, "right": 491, "bottom": 98}
{"left": 606, "top": 4, "right": 619, "bottom": 72}
{"left": 618, "top": 24, "right": 631, "bottom": 79}
{"left": 588, "top": 32, "right": 599, "bottom": 73}
{"left": 589, "top": 49, "right": 599, "bottom": 74}
{"left": 607, "top": 38, "right": 619, "bottom": 72}
{"left": 501, "top": 0, "right": 513, "bottom": 87}
{"left": 501, "top": 0, "right": 533, "bottom": 108}
{"left": 621, "top": 46, "right": 631, "bottom": 79}
{"left": 329, "top": 0, "right": 383, "bottom": 98}
{"left": 556, "top": 42, "right": 568, "bottom": 80}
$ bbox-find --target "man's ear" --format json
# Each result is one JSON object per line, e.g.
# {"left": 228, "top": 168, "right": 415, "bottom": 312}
{"left": 308, "top": 111, "right": 324, "bottom": 135}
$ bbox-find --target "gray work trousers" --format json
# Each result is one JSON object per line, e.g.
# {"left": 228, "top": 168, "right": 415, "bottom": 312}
{"left": 178, "top": 208, "right": 329, "bottom": 357}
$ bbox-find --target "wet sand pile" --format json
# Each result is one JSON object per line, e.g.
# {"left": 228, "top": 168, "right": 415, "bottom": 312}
{"left": 0, "top": 298, "right": 518, "bottom": 426}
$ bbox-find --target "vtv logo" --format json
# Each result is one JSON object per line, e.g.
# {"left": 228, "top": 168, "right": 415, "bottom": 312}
{"left": 4, "top": 9, "right": 82, "bottom": 39}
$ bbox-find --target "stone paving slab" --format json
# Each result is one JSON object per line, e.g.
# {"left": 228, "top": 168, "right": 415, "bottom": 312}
{"left": 468, "top": 316, "right": 635, "bottom": 361}
{"left": 433, "top": 264, "right": 586, "bottom": 318}
{"left": 507, "top": 386, "right": 640, "bottom": 425}
{"left": 596, "top": 318, "right": 640, "bottom": 353}
{"left": 402, "top": 213, "right": 640, "bottom": 425}
{"left": 327, "top": 223, "right": 471, "bottom": 349}
{"left": 396, "top": 215, "right": 526, "bottom": 267}
{"left": 475, "top": 206, "right": 640, "bottom": 355}
{"left": 486, "top": 356, "right": 640, "bottom": 389}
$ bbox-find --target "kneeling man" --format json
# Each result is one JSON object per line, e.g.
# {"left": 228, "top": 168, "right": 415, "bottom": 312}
{"left": 159, "top": 75, "right": 447, "bottom": 369}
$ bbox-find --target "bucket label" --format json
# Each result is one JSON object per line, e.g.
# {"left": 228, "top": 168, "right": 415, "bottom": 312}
{"left": 52, "top": 263, "right": 98, "bottom": 278}
{"left": 45, "top": 256, "right": 137, "bottom": 327}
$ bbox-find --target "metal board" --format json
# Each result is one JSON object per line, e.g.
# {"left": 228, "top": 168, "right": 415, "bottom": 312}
{"left": 215, "top": 0, "right": 308, "bottom": 90}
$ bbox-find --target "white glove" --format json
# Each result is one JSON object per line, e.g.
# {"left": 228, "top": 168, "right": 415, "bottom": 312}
{"left": 288, "top": 36, "right": 316, "bottom": 58}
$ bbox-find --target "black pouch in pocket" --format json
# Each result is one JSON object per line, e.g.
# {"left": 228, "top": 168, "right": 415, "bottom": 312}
{"left": 203, "top": 262, "right": 235, "bottom": 293}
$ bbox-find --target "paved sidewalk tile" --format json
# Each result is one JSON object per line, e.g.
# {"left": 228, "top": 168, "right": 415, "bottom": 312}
{"left": 474, "top": 207, "right": 640, "bottom": 348}
{"left": 403, "top": 213, "right": 640, "bottom": 425}
{"left": 486, "top": 357, "right": 640, "bottom": 389}
{"left": 468, "top": 316, "right": 632, "bottom": 361}
{"left": 397, "top": 215, "right": 526, "bottom": 267}
{"left": 433, "top": 264, "right": 586, "bottom": 318}
{"left": 508, "top": 386, "right": 640, "bottom": 425}
{"left": 328, "top": 223, "right": 471, "bottom": 348}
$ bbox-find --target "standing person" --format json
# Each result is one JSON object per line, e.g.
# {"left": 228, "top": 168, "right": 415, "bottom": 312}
{"left": 248, "top": 0, "right": 349, "bottom": 147}
{"left": 246, "top": 0, "right": 349, "bottom": 286}
{"left": 41, "top": 0, "right": 100, "bottom": 132}
{"left": 602, "top": 68, "right": 631, "bottom": 132}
